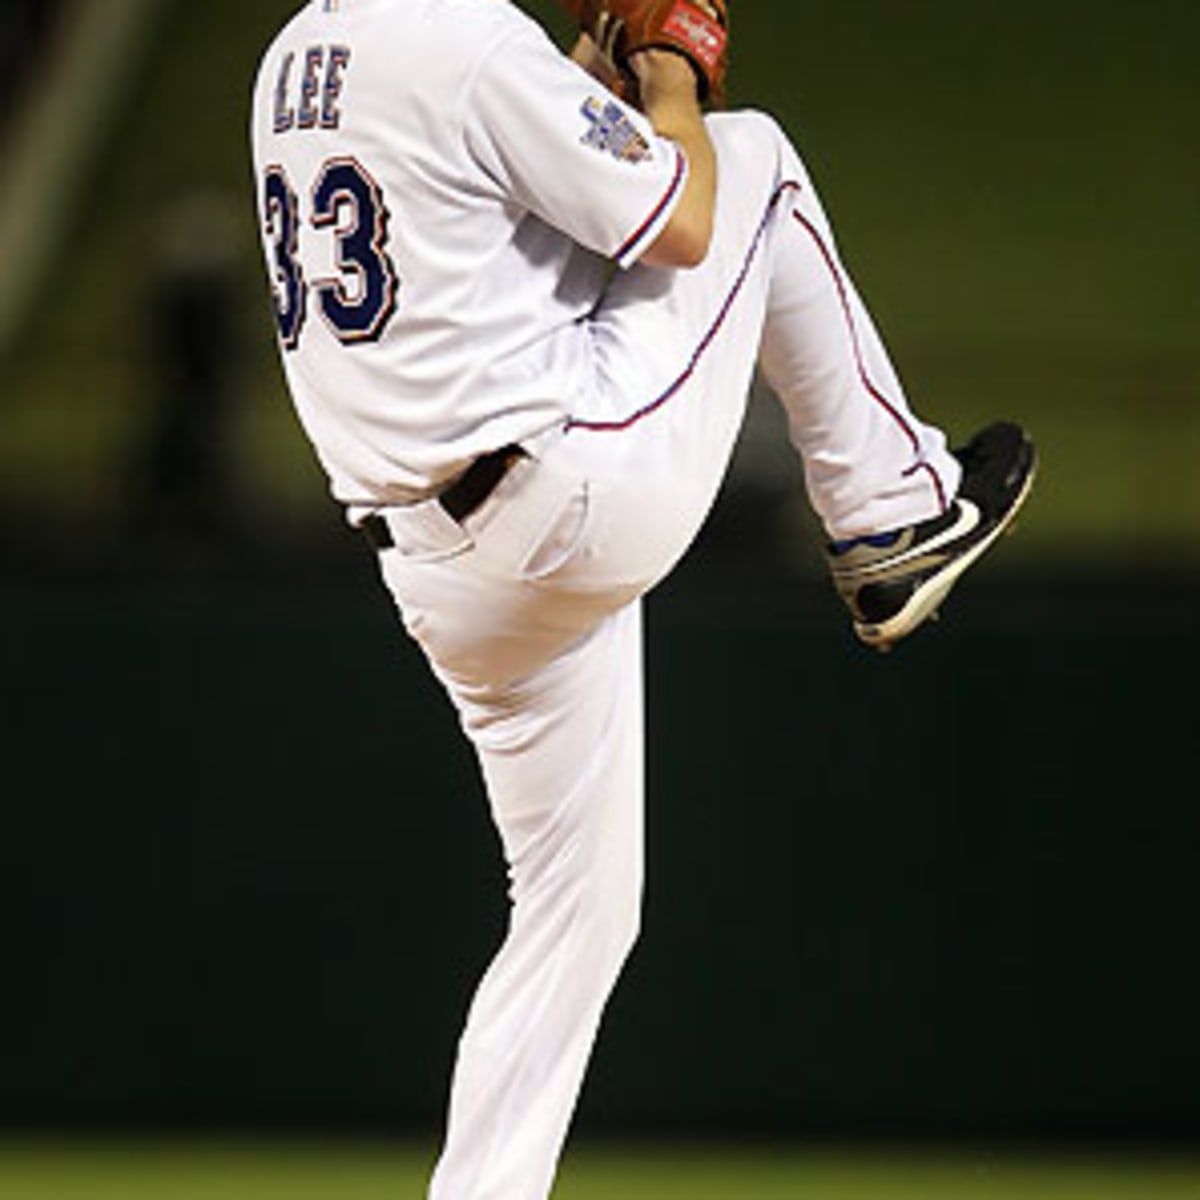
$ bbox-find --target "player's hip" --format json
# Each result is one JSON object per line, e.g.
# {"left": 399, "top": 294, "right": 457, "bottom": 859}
{"left": 369, "top": 430, "right": 706, "bottom": 688}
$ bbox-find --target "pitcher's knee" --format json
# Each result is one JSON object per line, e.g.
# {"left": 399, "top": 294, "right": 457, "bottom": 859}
{"left": 586, "top": 873, "right": 642, "bottom": 978}
{"left": 708, "top": 109, "right": 788, "bottom": 159}
{"left": 708, "top": 108, "right": 809, "bottom": 190}
{"left": 609, "top": 881, "right": 643, "bottom": 966}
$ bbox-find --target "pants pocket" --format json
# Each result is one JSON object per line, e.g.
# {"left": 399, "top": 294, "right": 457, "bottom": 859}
{"left": 519, "top": 480, "right": 591, "bottom": 582}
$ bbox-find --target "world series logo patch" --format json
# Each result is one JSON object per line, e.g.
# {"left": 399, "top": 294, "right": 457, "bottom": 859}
{"left": 580, "top": 97, "right": 651, "bottom": 164}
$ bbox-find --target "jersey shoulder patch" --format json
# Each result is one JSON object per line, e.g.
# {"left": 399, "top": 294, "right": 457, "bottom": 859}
{"left": 579, "top": 97, "right": 652, "bottom": 164}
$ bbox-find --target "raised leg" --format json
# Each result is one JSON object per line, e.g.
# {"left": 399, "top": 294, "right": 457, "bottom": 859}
{"left": 562, "top": 110, "right": 960, "bottom": 583}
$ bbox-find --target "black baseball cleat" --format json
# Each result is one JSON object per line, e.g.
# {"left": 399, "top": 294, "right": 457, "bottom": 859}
{"left": 826, "top": 421, "right": 1037, "bottom": 651}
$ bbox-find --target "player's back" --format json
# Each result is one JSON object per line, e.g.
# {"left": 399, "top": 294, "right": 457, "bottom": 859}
{"left": 250, "top": 0, "right": 599, "bottom": 505}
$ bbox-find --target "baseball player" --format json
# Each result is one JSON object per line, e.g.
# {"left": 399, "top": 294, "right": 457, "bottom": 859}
{"left": 250, "top": 1, "right": 1035, "bottom": 1197}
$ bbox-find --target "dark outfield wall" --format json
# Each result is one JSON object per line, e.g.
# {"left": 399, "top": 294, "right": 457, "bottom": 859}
{"left": 1, "top": 567, "right": 1197, "bottom": 1139}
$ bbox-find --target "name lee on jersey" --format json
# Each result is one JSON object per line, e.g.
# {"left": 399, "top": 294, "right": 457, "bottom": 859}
{"left": 273, "top": 45, "right": 351, "bottom": 134}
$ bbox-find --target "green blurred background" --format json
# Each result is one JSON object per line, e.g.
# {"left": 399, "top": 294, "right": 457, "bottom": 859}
{"left": 2, "top": 0, "right": 1198, "bottom": 561}
{"left": 1, "top": 0, "right": 1198, "bottom": 1194}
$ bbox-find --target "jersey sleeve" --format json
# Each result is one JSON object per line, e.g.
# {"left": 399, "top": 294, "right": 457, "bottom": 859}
{"left": 462, "top": 22, "right": 688, "bottom": 269}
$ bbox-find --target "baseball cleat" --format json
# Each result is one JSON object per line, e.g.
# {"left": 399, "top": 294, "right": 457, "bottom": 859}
{"left": 826, "top": 421, "right": 1037, "bottom": 651}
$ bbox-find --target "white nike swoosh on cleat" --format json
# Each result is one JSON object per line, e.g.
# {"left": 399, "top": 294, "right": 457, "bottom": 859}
{"left": 837, "top": 498, "right": 984, "bottom": 578}
{"left": 854, "top": 457, "right": 1037, "bottom": 650}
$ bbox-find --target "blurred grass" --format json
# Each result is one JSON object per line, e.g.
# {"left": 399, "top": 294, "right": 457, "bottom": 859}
{"left": 0, "top": 1142, "right": 1197, "bottom": 1199}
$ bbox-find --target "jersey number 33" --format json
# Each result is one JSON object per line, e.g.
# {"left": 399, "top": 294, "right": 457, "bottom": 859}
{"left": 261, "top": 156, "right": 399, "bottom": 351}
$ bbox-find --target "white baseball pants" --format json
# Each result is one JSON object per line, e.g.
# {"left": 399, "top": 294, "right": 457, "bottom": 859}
{"left": 375, "top": 112, "right": 960, "bottom": 1200}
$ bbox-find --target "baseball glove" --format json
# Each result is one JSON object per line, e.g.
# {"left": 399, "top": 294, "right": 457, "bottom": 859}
{"left": 560, "top": 0, "right": 729, "bottom": 104}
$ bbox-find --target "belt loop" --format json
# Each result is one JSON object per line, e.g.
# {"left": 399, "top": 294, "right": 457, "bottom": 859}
{"left": 356, "top": 443, "right": 529, "bottom": 558}
{"left": 359, "top": 499, "right": 474, "bottom": 561}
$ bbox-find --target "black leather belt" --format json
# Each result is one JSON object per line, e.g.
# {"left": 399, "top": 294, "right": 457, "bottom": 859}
{"left": 360, "top": 445, "right": 526, "bottom": 551}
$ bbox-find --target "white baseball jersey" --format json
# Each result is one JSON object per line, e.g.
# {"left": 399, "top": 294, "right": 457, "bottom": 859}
{"left": 250, "top": 0, "right": 688, "bottom": 505}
